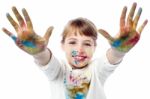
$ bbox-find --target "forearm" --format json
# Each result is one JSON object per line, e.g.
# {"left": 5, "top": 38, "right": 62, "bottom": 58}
{"left": 33, "top": 48, "right": 52, "bottom": 66}
{"left": 106, "top": 48, "right": 126, "bottom": 65}
{"left": 33, "top": 48, "right": 64, "bottom": 81}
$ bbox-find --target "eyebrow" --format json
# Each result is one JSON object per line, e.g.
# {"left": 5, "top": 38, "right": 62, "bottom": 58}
{"left": 67, "top": 38, "right": 93, "bottom": 43}
{"left": 67, "top": 38, "right": 77, "bottom": 41}
{"left": 83, "top": 40, "right": 93, "bottom": 42}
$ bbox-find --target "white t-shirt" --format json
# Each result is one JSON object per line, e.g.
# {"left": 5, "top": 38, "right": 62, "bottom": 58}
{"left": 36, "top": 54, "right": 118, "bottom": 99}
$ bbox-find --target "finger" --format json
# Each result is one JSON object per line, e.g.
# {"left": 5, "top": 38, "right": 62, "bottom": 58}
{"left": 6, "top": 13, "right": 19, "bottom": 32}
{"left": 22, "top": 8, "right": 33, "bottom": 31}
{"left": 12, "top": 6, "right": 26, "bottom": 28}
{"left": 133, "top": 7, "right": 142, "bottom": 29}
{"left": 120, "top": 6, "right": 127, "bottom": 32}
{"left": 3, "top": 27, "right": 26, "bottom": 50}
{"left": 127, "top": 2, "right": 137, "bottom": 30}
{"left": 98, "top": 29, "right": 114, "bottom": 42}
{"left": 2, "top": 28, "right": 17, "bottom": 42}
{"left": 138, "top": 20, "right": 148, "bottom": 35}
{"left": 44, "top": 26, "right": 54, "bottom": 43}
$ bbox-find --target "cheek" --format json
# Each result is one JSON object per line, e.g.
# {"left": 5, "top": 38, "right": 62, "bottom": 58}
{"left": 64, "top": 47, "right": 74, "bottom": 57}
{"left": 85, "top": 48, "right": 95, "bottom": 57}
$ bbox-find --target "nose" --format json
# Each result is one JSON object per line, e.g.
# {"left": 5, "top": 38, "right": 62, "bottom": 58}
{"left": 72, "top": 45, "right": 84, "bottom": 57}
{"left": 76, "top": 44, "right": 84, "bottom": 54}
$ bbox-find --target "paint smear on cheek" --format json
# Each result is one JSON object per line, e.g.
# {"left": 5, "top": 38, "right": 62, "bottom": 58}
{"left": 71, "top": 50, "right": 79, "bottom": 65}
{"left": 72, "top": 50, "right": 78, "bottom": 57}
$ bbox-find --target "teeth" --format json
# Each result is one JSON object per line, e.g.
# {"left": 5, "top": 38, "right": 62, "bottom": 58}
{"left": 74, "top": 56, "right": 86, "bottom": 60}
{"left": 76, "top": 57, "right": 83, "bottom": 60}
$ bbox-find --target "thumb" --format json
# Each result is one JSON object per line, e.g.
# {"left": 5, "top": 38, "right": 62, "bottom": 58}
{"left": 2, "top": 27, "right": 17, "bottom": 42}
{"left": 98, "top": 29, "right": 114, "bottom": 42}
{"left": 44, "top": 26, "right": 54, "bottom": 43}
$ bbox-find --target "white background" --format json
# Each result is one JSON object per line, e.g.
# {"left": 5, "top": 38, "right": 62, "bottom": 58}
{"left": 0, "top": 0, "right": 150, "bottom": 99}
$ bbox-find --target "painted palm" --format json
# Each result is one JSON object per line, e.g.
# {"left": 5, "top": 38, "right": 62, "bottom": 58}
{"left": 3, "top": 7, "right": 53, "bottom": 55}
{"left": 98, "top": 3, "right": 148, "bottom": 52}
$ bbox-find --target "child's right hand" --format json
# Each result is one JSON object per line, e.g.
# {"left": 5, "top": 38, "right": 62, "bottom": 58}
{"left": 2, "top": 7, "right": 53, "bottom": 55}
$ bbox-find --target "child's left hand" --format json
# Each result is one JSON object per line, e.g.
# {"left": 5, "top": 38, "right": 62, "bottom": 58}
{"left": 98, "top": 2, "right": 148, "bottom": 53}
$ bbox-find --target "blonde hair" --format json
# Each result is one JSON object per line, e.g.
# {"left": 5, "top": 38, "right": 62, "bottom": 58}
{"left": 61, "top": 17, "right": 98, "bottom": 45}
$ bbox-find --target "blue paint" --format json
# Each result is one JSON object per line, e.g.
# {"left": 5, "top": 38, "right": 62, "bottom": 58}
{"left": 112, "top": 40, "right": 121, "bottom": 47}
{"left": 11, "top": 35, "right": 36, "bottom": 48}
{"left": 22, "top": 40, "right": 36, "bottom": 48}
{"left": 65, "top": 94, "right": 69, "bottom": 99}
{"left": 64, "top": 78, "right": 66, "bottom": 84}
{"left": 72, "top": 50, "right": 79, "bottom": 65}
{"left": 74, "top": 60, "right": 79, "bottom": 65}
{"left": 11, "top": 35, "right": 17, "bottom": 42}
{"left": 138, "top": 8, "right": 142, "bottom": 15}
{"left": 72, "top": 50, "right": 78, "bottom": 57}
{"left": 76, "top": 93, "right": 85, "bottom": 99}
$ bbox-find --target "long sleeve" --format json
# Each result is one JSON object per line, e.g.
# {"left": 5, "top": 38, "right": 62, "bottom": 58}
{"left": 94, "top": 54, "right": 119, "bottom": 85}
{"left": 35, "top": 54, "right": 64, "bottom": 81}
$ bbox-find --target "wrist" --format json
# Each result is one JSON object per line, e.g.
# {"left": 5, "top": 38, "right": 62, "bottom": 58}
{"left": 106, "top": 48, "right": 126, "bottom": 65}
{"left": 110, "top": 47, "right": 126, "bottom": 57}
{"left": 33, "top": 48, "right": 52, "bottom": 66}
{"left": 33, "top": 48, "right": 49, "bottom": 58}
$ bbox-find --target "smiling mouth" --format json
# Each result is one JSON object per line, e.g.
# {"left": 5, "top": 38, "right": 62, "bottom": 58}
{"left": 73, "top": 56, "right": 87, "bottom": 61}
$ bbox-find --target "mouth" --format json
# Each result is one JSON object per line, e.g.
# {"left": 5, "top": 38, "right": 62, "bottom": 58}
{"left": 73, "top": 55, "right": 87, "bottom": 62}
{"left": 71, "top": 50, "right": 88, "bottom": 64}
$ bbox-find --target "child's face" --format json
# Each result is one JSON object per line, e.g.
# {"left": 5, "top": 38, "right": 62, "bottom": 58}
{"left": 62, "top": 33, "right": 96, "bottom": 69}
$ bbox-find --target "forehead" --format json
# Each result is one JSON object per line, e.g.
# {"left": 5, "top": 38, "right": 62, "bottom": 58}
{"left": 65, "top": 32, "right": 94, "bottom": 42}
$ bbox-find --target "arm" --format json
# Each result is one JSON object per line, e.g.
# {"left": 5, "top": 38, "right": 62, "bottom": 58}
{"left": 2, "top": 7, "right": 53, "bottom": 65}
{"left": 98, "top": 2, "right": 148, "bottom": 64}
{"left": 2, "top": 7, "right": 64, "bottom": 81}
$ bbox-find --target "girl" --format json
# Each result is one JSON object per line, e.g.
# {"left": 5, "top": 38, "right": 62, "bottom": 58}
{"left": 2, "top": 2, "right": 148, "bottom": 99}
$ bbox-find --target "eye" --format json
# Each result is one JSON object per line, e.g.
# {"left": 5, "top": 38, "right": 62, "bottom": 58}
{"left": 69, "top": 41, "right": 76, "bottom": 45}
{"left": 84, "top": 43, "right": 92, "bottom": 46}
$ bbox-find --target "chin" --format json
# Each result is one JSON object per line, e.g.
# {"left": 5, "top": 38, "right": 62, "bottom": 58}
{"left": 71, "top": 62, "right": 88, "bottom": 69}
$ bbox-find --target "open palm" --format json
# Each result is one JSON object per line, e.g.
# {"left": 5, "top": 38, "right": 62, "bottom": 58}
{"left": 98, "top": 3, "right": 148, "bottom": 52}
{"left": 2, "top": 7, "right": 53, "bottom": 55}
